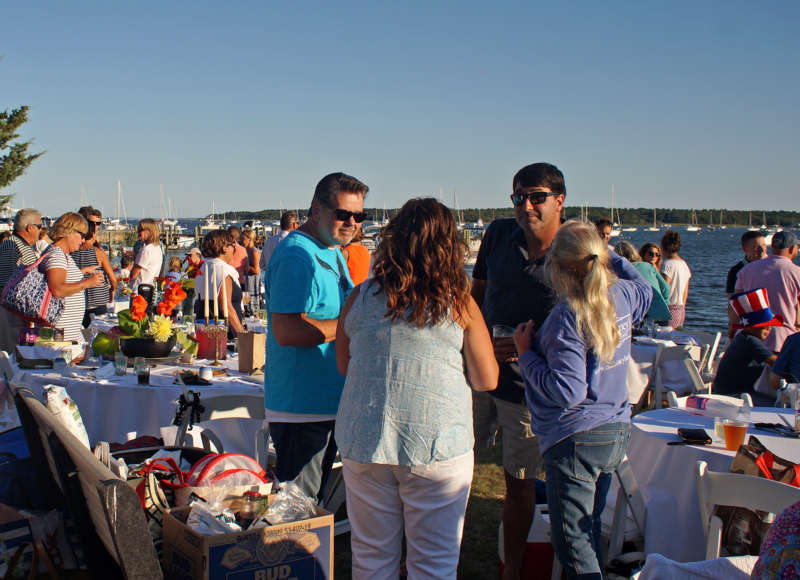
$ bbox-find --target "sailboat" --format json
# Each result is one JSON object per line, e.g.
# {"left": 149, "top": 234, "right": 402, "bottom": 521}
{"left": 686, "top": 209, "right": 701, "bottom": 232}
{"left": 719, "top": 209, "right": 727, "bottom": 229}
{"left": 747, "top": 211, "right": 760, "bottom": 232}
{"left": 201, "top": 202, "right": 222, "bottom": 233}
{"left": 645, "top": 208, "right": 659, "bottom": 232}
{"left": 104, "top": 181, "right": 129, "bottom": 230}
{"left": 622, "top": 208, "right": 638, "bottom": 232}
{"left": 609, "top": 185, "right": 620, "bottom": 238}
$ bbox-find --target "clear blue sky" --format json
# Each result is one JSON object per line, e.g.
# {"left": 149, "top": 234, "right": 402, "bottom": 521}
{"left": 2, "top": 1, "right": 798, "bottom": 217}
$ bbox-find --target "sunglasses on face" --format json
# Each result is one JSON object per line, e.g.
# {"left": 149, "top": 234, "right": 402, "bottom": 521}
{"left": 330, "top": 207, "right": 367, "bottom": 223}
{"left": 646, "top": 251, "right": 660, "bottom": 258}
{"left": 510, "top": 190, "right": 559, "bottom": 206}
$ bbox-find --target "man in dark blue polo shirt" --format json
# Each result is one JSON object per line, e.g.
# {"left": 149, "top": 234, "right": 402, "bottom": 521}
{"left": 472, "top": 162, "right": 563, "bottom": 579}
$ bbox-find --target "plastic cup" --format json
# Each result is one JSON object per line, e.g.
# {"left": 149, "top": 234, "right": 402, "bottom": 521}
{"left": 492, "top": 324, "right": 516, "bottom": 338}
{"left": 713, "top": 416, "right": 725, "bottom": 442}
{"left": 723, "top": 420, "right": 748, "bottom": 451}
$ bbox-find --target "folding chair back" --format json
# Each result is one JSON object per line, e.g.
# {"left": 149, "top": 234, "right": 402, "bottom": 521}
{"left": 695, "top": 460, "right": 800, "bottom": 559}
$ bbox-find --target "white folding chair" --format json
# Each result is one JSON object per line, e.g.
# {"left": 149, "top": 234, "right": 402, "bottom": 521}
{"left": 666, "top": 391, "right": 753, "bottom": 409}
{"left": 651, "top": 345, "right": 704, "bottom": 408}
{"left": 0, "top": 351, "right": 21, "bottom": 429}
{"left": 0, "top": 350, "right": 19, "bottom": 381}
{"left": 604, "top": 457, "right": 647, "bottom": 564}
{"left": 695, "top": 460, "right": 800, "bottom": 559}
{"left": 164, "top": 392, "right": 267, "bottom": 459}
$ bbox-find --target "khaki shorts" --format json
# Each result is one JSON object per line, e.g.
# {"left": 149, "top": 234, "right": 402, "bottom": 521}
{"left": 472, "top": 391, "right": 542, "bottom": 480}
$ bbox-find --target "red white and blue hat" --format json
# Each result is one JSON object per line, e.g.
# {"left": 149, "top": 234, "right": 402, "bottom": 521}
{"left": 729, "top": 288, "right": 784, "bottom": 328}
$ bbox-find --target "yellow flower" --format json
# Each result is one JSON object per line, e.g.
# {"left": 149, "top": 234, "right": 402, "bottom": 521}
{"left": 148, "top": 315, "right": 174, "bottom": 342}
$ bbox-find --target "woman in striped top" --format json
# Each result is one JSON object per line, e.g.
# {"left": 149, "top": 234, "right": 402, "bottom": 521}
{"left": 73, "top": 207, "right": 117, "bottom": 327}
{"left": 44, "top": 213, "right": 105, "bottom": 343}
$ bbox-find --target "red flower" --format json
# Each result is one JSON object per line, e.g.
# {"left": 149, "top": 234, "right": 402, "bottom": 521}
{"left": 130, "top": 295, "right": 148, "bottom": 321}
{"left": 155, "top": 281, "right": 188, "bottom": 316}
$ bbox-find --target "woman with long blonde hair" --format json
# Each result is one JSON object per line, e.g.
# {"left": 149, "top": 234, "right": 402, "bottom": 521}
{"left": 129, "top": 218, "right": 163, "bottom": 292}
{"left": 513, "top": 220, "right": 652, "bottom": 577}
{"left": 335, "top": 198, "right": 498, "bottom": 579}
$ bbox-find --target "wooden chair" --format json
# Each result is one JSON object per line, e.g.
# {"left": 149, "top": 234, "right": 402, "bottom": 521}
{"left": 14, "top": 386, "right": 162, "bottom": 579}
{"left": 695, "top": 460, "right": 800, "bottom": 559}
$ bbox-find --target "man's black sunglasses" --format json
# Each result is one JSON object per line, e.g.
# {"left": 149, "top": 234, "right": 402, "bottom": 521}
{"left": 510, "top": 191, "right": 560, "bottom": 206}
{"left": 330, "top": 208, "right": 368, "bottom": 223}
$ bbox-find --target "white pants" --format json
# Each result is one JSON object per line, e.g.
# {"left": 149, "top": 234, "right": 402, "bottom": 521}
{"left": 343, "top": 453, "right": 474, "bottom": 580}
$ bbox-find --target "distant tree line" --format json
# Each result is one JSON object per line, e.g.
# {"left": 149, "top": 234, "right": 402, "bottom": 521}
{"left": 234, "top": 206, "right": 800, "bottom": 227}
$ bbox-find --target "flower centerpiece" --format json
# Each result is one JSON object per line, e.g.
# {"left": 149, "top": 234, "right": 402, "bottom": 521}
{"left": 114, "top": 282, "right": 198, "bottom": 358}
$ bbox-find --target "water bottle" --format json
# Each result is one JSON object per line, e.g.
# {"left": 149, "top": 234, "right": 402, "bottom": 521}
{"left": 685, "top": 395, "right": 740, "bottom": 419}
{"left": 738, "top": 397, "right": 752, "bottom": 423}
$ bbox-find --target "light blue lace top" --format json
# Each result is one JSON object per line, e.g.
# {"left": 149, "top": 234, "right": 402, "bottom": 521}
{"left": 335, "top": 282, "right": 474, "bottom": 466}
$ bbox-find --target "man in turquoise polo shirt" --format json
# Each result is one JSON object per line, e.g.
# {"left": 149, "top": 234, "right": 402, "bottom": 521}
{"left": 265, "top": 172, "right": 369, "bottom": 502}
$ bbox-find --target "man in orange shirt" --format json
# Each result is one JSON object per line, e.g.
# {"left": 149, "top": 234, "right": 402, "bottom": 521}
{"left": 228, "top": 225, "right": 249, "bottom": 285}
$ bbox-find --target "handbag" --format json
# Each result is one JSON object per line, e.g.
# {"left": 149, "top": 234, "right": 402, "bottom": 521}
{"left": 0, "top": 248, "right": 65, "bottom": 327}
{"left": 715, "top": 435, "right": 800, "bottom": 556}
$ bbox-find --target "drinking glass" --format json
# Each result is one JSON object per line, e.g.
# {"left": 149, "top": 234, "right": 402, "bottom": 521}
{"left": 713, "top": 416, "right": 725, "bottom": 442}
{"left": 133, "top": 356, "right": 150, "bottom": 385}
{"left": 114, "top": 352, "right": 128, "bottom": 376}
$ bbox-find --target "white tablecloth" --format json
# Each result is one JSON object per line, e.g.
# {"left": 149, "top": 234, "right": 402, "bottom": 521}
{"left": 624, "top": 407, "right": 800, "bottom": 562}
{"left": 15, "top": 356, "right": 264, "bottom": 446}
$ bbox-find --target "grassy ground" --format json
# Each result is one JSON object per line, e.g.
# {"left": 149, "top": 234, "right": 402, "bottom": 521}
{"left": 333, "top": 444, "right": 506, "bottom": 579}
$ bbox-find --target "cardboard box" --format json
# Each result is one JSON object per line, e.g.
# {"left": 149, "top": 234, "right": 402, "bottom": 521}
{"left": 162, "top": 501, "right": 333, "bottom": 580}
{"left": 237, "top": 332, "right": 266, "bottom": 373}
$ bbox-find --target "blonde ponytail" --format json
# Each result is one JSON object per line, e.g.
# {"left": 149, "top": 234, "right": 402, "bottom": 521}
{"left": 548, "top": 220, "right": 620, "bottom": 362}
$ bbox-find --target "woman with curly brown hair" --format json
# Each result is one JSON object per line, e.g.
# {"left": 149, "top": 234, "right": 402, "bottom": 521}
{"left": 335, "top": 198, "right": 498, "bottom": 579}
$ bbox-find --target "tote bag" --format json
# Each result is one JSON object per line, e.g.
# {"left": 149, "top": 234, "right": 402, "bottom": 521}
{"left": 0, "top": 248, "right": 65, "bottom": 327}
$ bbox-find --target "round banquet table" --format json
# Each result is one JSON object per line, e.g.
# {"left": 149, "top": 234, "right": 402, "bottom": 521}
{"left": 625, "top": 407, "right": 800, "bottom": 562}
{"left": 14, "top": 356, "right": 264, "bottom": 447}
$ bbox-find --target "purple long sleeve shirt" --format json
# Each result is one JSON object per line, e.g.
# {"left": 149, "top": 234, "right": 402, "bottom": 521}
{"left": 518, "top": 253, "right": 652, "bottom": 454}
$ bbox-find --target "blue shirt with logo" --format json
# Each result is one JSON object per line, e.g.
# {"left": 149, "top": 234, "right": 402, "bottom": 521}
{"left": 519, "top": 253, "right": 652, "bottom": 453}
{"left": 264, "top": 231, "right": 353, "bottom": 415}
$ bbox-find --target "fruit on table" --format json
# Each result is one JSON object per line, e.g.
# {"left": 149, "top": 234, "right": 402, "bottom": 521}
{"left": 92, "top": 332, "right": 119, "bottom": 356}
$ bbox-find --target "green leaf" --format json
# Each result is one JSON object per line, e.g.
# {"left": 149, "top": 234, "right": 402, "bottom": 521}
{"left": 117, "top": 309, "right": 144, "bottom": 338}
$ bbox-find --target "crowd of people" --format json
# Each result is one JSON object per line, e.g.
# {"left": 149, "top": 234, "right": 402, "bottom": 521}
{"left": 2, "top": 162, "right": 799, "bottom": 579}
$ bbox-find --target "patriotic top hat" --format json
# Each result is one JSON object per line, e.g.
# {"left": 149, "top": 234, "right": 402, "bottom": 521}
{"left": 729, "top": 288, "right": 784, "bottom": 328}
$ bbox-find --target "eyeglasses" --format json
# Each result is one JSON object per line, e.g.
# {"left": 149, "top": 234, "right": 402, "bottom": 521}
{"left": 510, "top": 190, "right": 560, "bottom": 206}
{"left": 329, "top": 207, "right": 367, "bottom": 223}
{"left": 645, "top": 251, "right": 660, "bottom": 258}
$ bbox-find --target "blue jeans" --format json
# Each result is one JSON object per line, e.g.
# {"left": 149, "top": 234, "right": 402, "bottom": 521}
{"left": 543, "top": 422, "right": 631, "bottom": 579}
{"left": 270, "top": 421, "right": 338, "bottom": 503}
